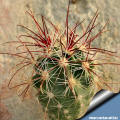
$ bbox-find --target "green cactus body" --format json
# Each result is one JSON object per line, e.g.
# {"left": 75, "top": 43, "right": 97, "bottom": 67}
{"left": 33, "top": 48, "right": 95, "bottom": 120}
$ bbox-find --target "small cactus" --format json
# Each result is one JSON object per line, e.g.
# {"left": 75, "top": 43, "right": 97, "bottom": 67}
{"left": 1, "top": 0, "right": 120, "bottom": 120}
{"left": 33, "top": 46, "right": 95, "bottom": 119}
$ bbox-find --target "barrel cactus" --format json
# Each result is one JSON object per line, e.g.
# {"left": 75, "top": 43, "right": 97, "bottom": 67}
{"left": 33, "top": 42, "right": 95, "bottom": 120}
{"left": 1, "top": 0, "right": 120, "bottom": 120}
